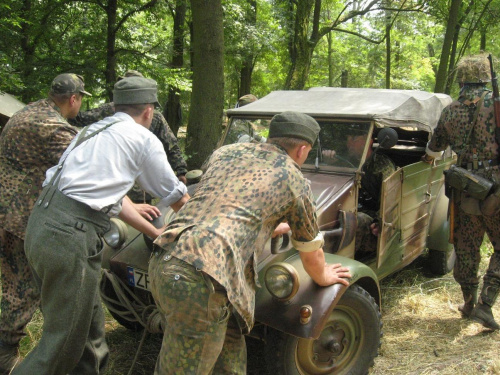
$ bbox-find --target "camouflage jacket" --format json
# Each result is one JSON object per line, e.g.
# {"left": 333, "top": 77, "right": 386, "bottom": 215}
{"left": 0, "top": 98, "right": 78, "bottom": 239}
{"left": 360, "top": 152, "right": 396, "bottom": 211}
{"left": 429, "top": 87, "right": 499, "bottom": 176}
{"left": 70, "top": 102, "right": 188, "bottom": 176}
{"left": 154, "top": 142, "right": 319, "bottom": 333}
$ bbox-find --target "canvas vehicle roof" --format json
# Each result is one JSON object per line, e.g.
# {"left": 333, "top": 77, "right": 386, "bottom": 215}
{"left": 0, "top": 92, "right": 25, "bottom": 118}
{"left": 226, "top": 88, "right": 452, "bottom": 132}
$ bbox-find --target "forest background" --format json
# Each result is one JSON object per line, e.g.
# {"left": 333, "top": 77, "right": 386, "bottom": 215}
{"left": 1, "top": 0, "right": 499, "bottom": 168}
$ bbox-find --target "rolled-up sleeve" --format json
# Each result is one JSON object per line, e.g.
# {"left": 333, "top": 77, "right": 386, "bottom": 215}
{"left": 136, "top": 138, "right": 188, "bottom": 207}
{"left": 285, "top": 185, "right": 322, "bottom": 253}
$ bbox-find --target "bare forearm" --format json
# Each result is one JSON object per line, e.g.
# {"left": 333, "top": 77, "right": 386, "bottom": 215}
{"left": 170, "top": 192, "right": 190, "bottom": 212}
{"left": 300, "top": 249, "right": 351, "bottom": 287}
{"left": 119, "top": 197, "right": 163, "bottom": 238}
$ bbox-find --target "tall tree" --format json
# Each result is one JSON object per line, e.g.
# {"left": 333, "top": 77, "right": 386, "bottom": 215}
{"left": 434, "top": 0, "right": 462, "bottom": 93}
{"left": 186, "top": 0, "right": 224, "bottom": 168}
{"left": 164, "top": 0, "right": 188, "bottom": 136}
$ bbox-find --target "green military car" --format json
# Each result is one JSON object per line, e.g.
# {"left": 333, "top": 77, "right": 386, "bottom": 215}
{"left": 101, "top": 88, "right": 456, "bottom": 374}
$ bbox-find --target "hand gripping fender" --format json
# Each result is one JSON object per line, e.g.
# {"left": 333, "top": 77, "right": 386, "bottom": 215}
{"left": 254, "top": 253, "right": 380, "bottom": 339}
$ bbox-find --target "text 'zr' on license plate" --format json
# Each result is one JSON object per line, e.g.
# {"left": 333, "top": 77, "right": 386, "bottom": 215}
{"left": 127, "top": 266, "right": 150, "bottom": 291}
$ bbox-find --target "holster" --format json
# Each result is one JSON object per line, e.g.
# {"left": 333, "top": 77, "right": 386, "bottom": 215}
{"left": 443, "top": 165, "right": 495, "bottom": 201}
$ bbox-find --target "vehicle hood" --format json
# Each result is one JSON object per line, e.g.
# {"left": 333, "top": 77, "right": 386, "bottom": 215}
{"left": 303, "top": 171, "right": 354, "bottom": 209}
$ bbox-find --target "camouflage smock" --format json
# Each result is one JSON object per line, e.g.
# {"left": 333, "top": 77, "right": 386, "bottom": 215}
{"left": 0, "top": 98, "right": 78, "bottom": 239}
{"left": 428, "top": 86, "right": 500, "bottom": 182}
{"left": 70, "top": 102, "right": 188, "bottom": 176}
{"left": 154, "top": 142, "right": 319, "bottom": 333}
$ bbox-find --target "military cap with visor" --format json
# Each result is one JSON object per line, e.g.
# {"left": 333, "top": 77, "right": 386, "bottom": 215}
{"left": 50, "top": 73, "right": 92, "bottom": 96}
{"left": 113, "top": 76, "right": 160, "bottom": 107}
{"left": 268, "top": 111, "right": 320, "bottom": 146}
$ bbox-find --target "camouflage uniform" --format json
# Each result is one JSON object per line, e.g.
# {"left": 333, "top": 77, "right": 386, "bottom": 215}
{"left": 149, "top": 142, "right": 319, "bottom": 374}
{"left": 356, "top": 152, "right": 396, "bottom": 255}
{"left": 70, "top": 103, "right": 188, "bottom": 202}
{"left": 427, "top": 85, "right": 500, "bottom": 325}
{"left": 0, "top": 98, "right": 78, "bottom": 346}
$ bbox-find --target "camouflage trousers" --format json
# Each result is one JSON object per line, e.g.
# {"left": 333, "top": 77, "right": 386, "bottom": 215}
{"left": 453, "top": 203, "right": 500, "bottom": 288}
{"left": 355, "top": 212, "right": 377, "bottom": 255}
{"left": 0, "top": 230, "right": 39, "bottom": 345}
{"left": 149, "top": 249, "right": 246, "bottom": 375}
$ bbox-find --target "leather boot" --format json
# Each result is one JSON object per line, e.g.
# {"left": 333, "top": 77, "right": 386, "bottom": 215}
{"left": 471, "top": 284, "right": 500, "bottom": 330}
{"left": 458, "top": 284, "right": 478, "bottom": 318}
{"left": 0, "top": 341, "right": 20, "bottom": 375}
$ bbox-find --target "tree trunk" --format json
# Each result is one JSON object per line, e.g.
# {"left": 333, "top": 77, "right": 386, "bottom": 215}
{"left": 284, "top": 0, "right": 315, "bottom": 89}
{"left": 165, "top": 0, "right": 187, "bottom": 136}
{"left": 434, "top": 0, "right": 462, "bottom": 93}
{"left": 327, "top": 31, "right": 333, "bottom": 87}
{"left": 20, "top": 0, "right": 36, "bottom": 102}
{"left": 238, "top": 0, "right": 256, "bottom": 97}
{"left": 105, "top": 0, "right": 118, "bottom": 101}
{"left": 186, "top": 0, "right": 224, "bottom": 169}
{"left": 385, "top": 0, "right": 391, "bottom": 89}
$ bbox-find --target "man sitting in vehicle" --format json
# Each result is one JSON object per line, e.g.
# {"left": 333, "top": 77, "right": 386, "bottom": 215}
{"left": 323, "top": 126, "right": 396, "bottom": 256}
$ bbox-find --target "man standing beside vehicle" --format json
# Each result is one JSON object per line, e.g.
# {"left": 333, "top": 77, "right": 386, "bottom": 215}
{"left": 0, "top": 73, "right": 88, "bottom": 374}
{"left": 149, "top": 111, "right": 352, "bottom": 374}
{"left": 12, "top": 76, "right": 189, "bottom": 375}
{"left": 423, "top": 54, "right": 500, "bottom": 330}
{"left": 69, "top": 70, "right": 189, "bottom": 192}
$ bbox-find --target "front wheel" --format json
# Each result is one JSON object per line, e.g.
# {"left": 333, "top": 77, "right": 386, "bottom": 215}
{"left": 265, "top": 284, "right": 382, "bottom": 375}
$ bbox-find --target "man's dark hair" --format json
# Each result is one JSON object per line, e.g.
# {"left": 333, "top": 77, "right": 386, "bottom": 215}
{"left": 114, "top": 103, "right": 152, "bottom": 117}
{"left": 267, "top": 137, "right": 310, "bottom": 152}
{"left": 49, "top": 92, "right": 82, "bottom": 102}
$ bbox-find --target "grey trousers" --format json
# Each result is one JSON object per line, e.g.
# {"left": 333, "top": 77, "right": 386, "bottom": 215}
{"left": 12, "top": 186, "right": 110, "bottom": 375}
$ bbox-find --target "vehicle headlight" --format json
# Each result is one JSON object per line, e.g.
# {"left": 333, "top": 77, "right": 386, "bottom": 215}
{"left": 265, "top": 263, "right": 299, "bottom": 301}
{"left": 103, "top": 218, "right": 129, "bottom": 249}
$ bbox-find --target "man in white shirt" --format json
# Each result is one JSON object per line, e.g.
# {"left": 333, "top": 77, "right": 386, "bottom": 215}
{"left": 13, "top": 77, "right": 189, "bottom": 375}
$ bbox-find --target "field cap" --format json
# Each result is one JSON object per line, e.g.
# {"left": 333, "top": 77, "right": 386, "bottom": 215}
{"left": 113, "top": 76, "right": 160, "bottom": 107}
{"left": 50, "top": 73, "right": 91, "bottom": 96}
{"left": 268, "top": 111, "right": 320, "bottom": 145}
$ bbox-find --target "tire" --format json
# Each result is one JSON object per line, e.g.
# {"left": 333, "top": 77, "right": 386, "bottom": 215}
{"left": 99, "top": 273, "right": 144, "bottom": 332}
{"left": 265, "top": 284, "right": 382, "bottom": 375}
{"left": 428, "top": 246, "right": 456, "bottom": 276}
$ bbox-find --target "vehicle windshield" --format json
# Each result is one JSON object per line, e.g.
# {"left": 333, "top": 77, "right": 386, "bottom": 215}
{"left": 224, "top": 117, "right": 371, "bottom": 170}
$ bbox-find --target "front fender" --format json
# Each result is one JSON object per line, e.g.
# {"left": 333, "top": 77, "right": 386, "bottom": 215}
{"left": 254, "top": 253, "right": 379, "bottom": 339}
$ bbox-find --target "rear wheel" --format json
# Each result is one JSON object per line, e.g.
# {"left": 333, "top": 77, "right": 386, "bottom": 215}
{"left": 428, "top": 245, "right": 456, "bottom": 276}
{"left": 265, "top": 284, "right": 381, "bottom": 375}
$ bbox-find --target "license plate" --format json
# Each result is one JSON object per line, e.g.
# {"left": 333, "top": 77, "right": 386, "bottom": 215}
{"left": 126, "top": 266, "right": 150, "bottom": 291}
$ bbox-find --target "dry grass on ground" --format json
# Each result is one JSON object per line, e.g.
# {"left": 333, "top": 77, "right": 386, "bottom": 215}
{"left": 19, "top": 239, "right": 500, "bottom": 374}
{"left": 372, "top": 240, "right": 500, "bottom": 375}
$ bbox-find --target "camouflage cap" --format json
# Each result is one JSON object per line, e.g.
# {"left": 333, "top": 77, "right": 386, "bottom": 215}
{"left": 456, "top": 54, "right": 491, "bottom": 84}
{"left": 238, "top": 94, "right": 258, "bottom": 107}
{"left": 268, "top": 111, "right": 320, "bottom": 145}
{"left": 113, "top": 76, "right": 159, "bottom": 107}
{"left": 50, "top": 73, "right": 91, "bottom": 96}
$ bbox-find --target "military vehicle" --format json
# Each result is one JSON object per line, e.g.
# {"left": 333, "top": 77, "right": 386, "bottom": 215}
{"left": 100, "top": 87, "right": 456, "bottom": 374}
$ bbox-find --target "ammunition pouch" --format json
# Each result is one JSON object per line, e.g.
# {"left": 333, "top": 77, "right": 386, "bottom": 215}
{"left": 443, "top": 165, "right": 495, "bottom": 201}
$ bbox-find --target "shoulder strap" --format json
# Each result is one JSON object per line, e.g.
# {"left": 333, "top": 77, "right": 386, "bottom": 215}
{"left": 47, "top": 120, "right": 120, "bottom": 187}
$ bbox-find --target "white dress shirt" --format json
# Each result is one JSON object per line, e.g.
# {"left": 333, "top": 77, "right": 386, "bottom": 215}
{"left": 44, "top": 112, "right": 187, "bottom": 216}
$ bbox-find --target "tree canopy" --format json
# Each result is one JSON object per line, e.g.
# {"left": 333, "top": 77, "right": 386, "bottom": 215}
{"left": 1, "top": 0, "right": 500, "bottom": 166}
